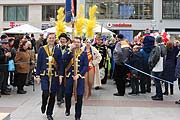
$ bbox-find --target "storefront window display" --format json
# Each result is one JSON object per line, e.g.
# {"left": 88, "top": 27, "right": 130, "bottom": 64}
{"left": 85, "top": 0, "right": 153, "bottom": 19}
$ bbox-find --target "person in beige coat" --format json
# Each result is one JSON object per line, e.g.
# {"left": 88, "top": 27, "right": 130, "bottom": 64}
{"left": 26, "top": 41, "right": 36, "bottom": 85}
{"left": 15, "top": 40, "right": 30, "bottom": 94}
{"left": 81, "top": 39, "right": 102, "bottom": 99}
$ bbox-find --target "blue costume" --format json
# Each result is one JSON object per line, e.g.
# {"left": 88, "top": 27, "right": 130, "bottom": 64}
{"left": 63, "top": 48, "right": 88, "bottom": 95}
{"left": 36, "top": 45, "right": 63, "bottom": 117}
{"left": 36, "top": 45, "right": 63, "bottom": 92}
{"left": 62, "top": 48, "right": 88, "bottom": 119}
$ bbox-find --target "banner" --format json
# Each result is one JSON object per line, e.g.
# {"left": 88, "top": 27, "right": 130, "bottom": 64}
{"left": 65, "top": 0, "right": 77, "bottom": 22}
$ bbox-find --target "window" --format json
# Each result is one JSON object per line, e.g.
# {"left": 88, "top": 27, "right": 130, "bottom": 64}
{"left": 162, "top": 0, "right": 180, "bottom": 19}
{"left": 42, "top": 5, "right": 65, "bottom": 21}
{"left": 3, "top": 6, "right": 28, "bottom": 21}
{"left": 85, "top": 0, "right": 153, "bottom": 19}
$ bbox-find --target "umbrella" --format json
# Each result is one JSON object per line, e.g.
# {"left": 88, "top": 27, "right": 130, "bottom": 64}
{"left": 94, "top": 24, "right": 114, "bottom": 34}
{"left": 43, "top": 24, "right": 114, "bottom": 34}
{"left": 2, "top": 24, "right": 43, "bottom": 34}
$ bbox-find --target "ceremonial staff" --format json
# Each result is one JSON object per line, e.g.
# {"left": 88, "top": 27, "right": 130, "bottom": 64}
{"left": 71, "top": 8, "right": 78, "bottom": 102}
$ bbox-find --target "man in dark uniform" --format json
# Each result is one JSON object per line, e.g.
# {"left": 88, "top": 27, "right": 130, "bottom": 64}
{"left": 62, "top": 36, "right": 88, "bottom": 120}
{"left": 56, "top": 33, "right": 69, "bottom": 106}
{"left": 93, "top": 33, "right": 107, "bottom": 87}
{"left": 36, "top": 33, "right": 63, "bottom": 120}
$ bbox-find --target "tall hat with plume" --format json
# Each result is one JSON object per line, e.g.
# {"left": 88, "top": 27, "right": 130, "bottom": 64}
{"left": 56, "top": 8, "right": 66, "bottom": 39}
{"left": 85, "top": 5, "right": 97, "bottom": 39}
{"left": 75, "top": 4, "right": 85, "bottom": 37}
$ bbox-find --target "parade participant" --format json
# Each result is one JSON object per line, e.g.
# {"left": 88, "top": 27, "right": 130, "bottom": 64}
{"left": 81, "top": 38, "right": 102, "bottom": 99}
{"left": 36, "top": 33, "right": 63, "bottom": 120}
{"left": 63, "top": 36, "right": 88, "bottom": 120}
{"left": 56, "top": 33, "right": 69, "bottom": 106}
{"left": 93, "top": 33, "right": 107, "bottom": 89}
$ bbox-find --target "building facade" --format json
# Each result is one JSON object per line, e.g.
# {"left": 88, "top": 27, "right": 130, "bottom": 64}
{"left": 0, "top": 0, "right": 180, "bottom": 40}
{"left": 0, "top": 0, "right": 65, "bottom": 32}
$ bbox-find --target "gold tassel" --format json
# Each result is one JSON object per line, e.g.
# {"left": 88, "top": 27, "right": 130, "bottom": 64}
{"left": 55, "top": 8, "right": 66, "bottom": 39}
{"left": 75, "top": 5, "right": 85, "bottom": 37}
{"left": 85, "top": 5, "right": 97, "bottom": 39}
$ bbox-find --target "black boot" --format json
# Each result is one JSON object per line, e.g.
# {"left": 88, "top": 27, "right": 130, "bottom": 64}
{"left": 65, "top": 94, "right": 72, "bottom": 116}
{"left": 47, "top": 115, "right": 53, "bottom": 120}
{"left": 75, "top": 95, "right": 83, "bottom": 120}
{"left": 41, "top": 91, "right": 49, "bottom": 114}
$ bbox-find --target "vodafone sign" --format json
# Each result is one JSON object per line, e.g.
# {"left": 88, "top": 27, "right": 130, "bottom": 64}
{"left": 107, "top": 23, "right": 132, "bottom": 28}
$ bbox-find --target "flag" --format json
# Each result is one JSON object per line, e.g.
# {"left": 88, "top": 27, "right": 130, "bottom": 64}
{"left": 65, "top": 0, "right": 77, "bottom": 22}
{"left": 65, "top": 0, "right": 71, "bottom": 22}
{"left": 71, "top": 0, "right": 77, "bottom": 17}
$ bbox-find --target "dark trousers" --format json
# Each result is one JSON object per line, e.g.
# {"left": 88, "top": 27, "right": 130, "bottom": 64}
{"left": 114, "top": 64, "right": 128, "bottom": 95}
{"left": 65, "top": 94, "right": 83, "bottom": 119}
{"left": 178, "top": 78, "right": 180, "bottom": 90}
{"left": 101, "top": 60, "right": 109, "bottom": 84}
{"left": 16, "top": 73, "right": 27, "bottom": 91}
{"left": 130, "top": 75, "right": 139, "bottom": 94}
{"left": 0, "top": 72, "right": 5, "bottom": 92}
{"left": 139, "top": 73, "right": 151, "bottom": 93}
{"left": 57, "top": 84, "right": 65, "bottom": 101}
{"left": 152, "top": 72, "right": 163, "bottom": 97}
{"left": 164, "top": 82, "right": 174, "bottom": 95}
{"left": 1, "top": 71, "right": 9, "bottom": 92}
{"left": 42, "top": 90, "right": 56, "bottom": 115}
{"left": 9, "top": 71, "right": 14, "bottom": 86}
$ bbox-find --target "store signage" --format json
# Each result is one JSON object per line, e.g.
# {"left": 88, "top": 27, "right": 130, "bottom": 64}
{"left": 107, "top": 23, "right": 132, "bottom": 28}
{"left": 9, "top": 21, "right": 21, "bottom": 28}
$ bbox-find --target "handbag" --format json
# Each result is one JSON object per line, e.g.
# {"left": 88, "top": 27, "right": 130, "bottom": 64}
{"left": 152, "top": 56, "right": 163, "bottom": 72}
{"left": 8, "top": 59, "right": 15, "bottom": 71}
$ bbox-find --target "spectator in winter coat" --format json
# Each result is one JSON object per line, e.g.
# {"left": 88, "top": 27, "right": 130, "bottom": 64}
{"left": 150, "top": 36, "right": 167, "bottom": 101}
{"left": 139, "top": 36, "right": 155, "bottom": 93}
{"left": 162, "top": 41, "right": 179, "bottom": 95}
{"left": 128, "top": 45, "right": 143, "bottom": 95}
{"left": 175, "top": 52, "right": 180, "bottom": 104}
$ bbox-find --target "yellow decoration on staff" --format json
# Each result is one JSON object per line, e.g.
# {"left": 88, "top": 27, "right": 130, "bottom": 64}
{"left": 85, "top": 5, "right": 97, "bottom": 39}
{"left": 56, "top": 8, "right": 66, "bottom": 39}
{"left": 75, "top": 5, "right": 85, "bottom": 37}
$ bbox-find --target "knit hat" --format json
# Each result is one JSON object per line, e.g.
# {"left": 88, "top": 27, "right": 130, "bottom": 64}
{"left": 143, "top": 36, "right": 155, "bottom": 46}
{"left": 156, "top": 36, "right": 162, "bottom": 43}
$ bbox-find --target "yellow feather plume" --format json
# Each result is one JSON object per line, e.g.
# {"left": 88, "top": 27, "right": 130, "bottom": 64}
{"left": 75, "top": 5, "right": 85, "bottom": 37}
{"left": 85, "top": 5, "right": 97, "bottom": 39}
{"left": 56, "top": 7, "right": 66, "bottom": 39}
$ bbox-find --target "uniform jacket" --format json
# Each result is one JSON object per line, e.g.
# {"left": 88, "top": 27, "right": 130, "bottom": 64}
{"left": 62, "top": 48, "right": 88, "bottom": 95}
{"left": 36, "top": 45, "right": 63, "bottom": 91}
{"left": 36, "top": 46, "right": 63, "bottom": 77}
{"left": 93, "top": 43, "right": 107, "bottom": 68}
{"left": 15, "top": 50, "right": 30, "bottom": 73}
